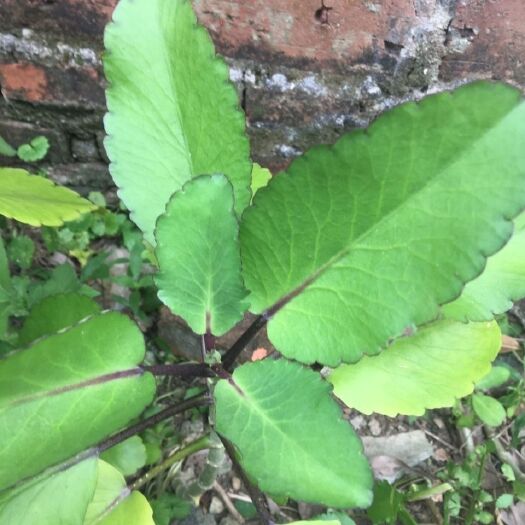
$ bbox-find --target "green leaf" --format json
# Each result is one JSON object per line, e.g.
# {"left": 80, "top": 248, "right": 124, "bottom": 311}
{"left": 329, "top": 320, "right": 500, "bottom": 416}
{"left": 367, "top": 481, "right": 404, "bottom": 524}
{"left": 233, "top": 500, "right": 257, "bottom": 520}
{"left": 502, "top": 463, "right": 516, "bottom": 482}
{"left": 251, "top": 163, "right": 272, "bottom": 202}
{"left": 0, "top": 168, "right": 96, "bottom": 226}
{"left": 84, "top": 460, "right": 127, "bottom": 525}
{"left": 475, "top": 366, "right": 511, "bottom": 391}
{"left": 0, "top": 312, "right": 156, "bottom": 490}
{"left": 6, "top": 235, "right": 35, "bottom": 270}
{"left": 100, "top": 436, "right": 147, "bottom": 477}
{"left": 0, "top": 457, "right": 97, "bottom": 525}
{"left": 27, "top": 264, "right": 82, "bottom": 307}
{"left": 98, "top": 491, "right": 154, "bottom": 525}
{"left": 85, "top": 459, "right": 155, "bottom": 525}
{"left": 104, "top": 0, "right": 251, "bottom": 244}
{"left": 155, "top": 175, "right": 247, "bottom": 335}
{"left": 240, "top": 82, "right": 525, "bottom": 366}
{"left": 214, "top": 359, "right": 373, "bottom": 508}
{"left": 496, "top": 493, "right": 514, "bottom": 509}
{"left": 314, "top": 512, "right": 356, "bottom": 525}
{"left": 444, "top": 212, "right": 525, "bottom": 320}
{"left": 289, "top": 521, "right": 340, "bottom": 525}
{"left": 150, "top": 493, "right": 192, "bottom": 525}
{"left": 17, "top": 136, "right": 49, "bottom": 162}
{"left": 18, "top": 292, "right": 101, "bottom": 346}
{"left": 0, "top": 237, "right": 9, "bottom": 292}
{"left": 472, "top": 393, "right": 506, "bottom": 427}
{"left": 0, "top": 136, "right": 16, "bottom": 157}
{"left": 0, "top": 237, "right": 11, "bottom": 339}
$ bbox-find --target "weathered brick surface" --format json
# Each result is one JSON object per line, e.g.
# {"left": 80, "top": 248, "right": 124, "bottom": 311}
{"left": 0, "top": 0, "right": 524, "bottom": 184}
{"left": 0, "top": 62, "right": 103, "bottom": 106}
{"left": 0, "top": 0, "right": 115, "bottom": 40}
{"left": 441, "top": 0, "right": 525, "bottom": 86}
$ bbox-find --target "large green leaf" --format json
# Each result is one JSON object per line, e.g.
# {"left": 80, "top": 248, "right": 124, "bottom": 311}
{"left": 240, "top": 82, "right": 525, "bottom": 366}
{"left": 214, "top": 359, "right": 373, "bottom": 508}
{"left": 443, "top": 211, "right": 525, "bottom": 320}
{"left": 0, "top": 457, "right": 97, "bottom": 525}
{"left": 100, "top": 436, "right": 147, "bottom": 477}
{"left": 0, "top": 237, "right": 11, "bottom": 339}
{"left": 84, "top": 460, "right": 126, "bottom": 525}
{"left": 18, "top": 292, "right": 101, "bottom": 346}
{"left": 104, "top": 0, "right": 251, "bottom": 244}
{"left": 0, "top": 168, "right": 96, "bottom": 226}
{"left": 329, "top": 320, "right": 500, "bottom": 416}
{"left": 155, "top": 175, "right": 247, "bottom": 335}
{"left": 84, "top": 460, "right": 154, "bottom": 525}
{"left": 99, "top": 492, "right": 154, "bottom": 525}
{"left": 0, "top": 312, "right": 156, "bottom": 490}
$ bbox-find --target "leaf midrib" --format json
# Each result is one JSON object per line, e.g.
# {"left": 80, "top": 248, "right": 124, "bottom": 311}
{"left": 264, "top": 104, "right": 518, "bottom": 317}
{"left": 226, "top": 374, "right": 362, "bottom": 493}
{"left": 160, "top": 0, "right": 195, "bottom": 179}
{"left": 1, "top": 368, "right": 144, "bottom": 410}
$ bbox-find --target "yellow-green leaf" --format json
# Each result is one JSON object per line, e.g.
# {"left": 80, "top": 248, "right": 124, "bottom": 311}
{"left": 0, "top": 168, "right": 96, "bottom": 226}
{"left": 329, "top": 320, "right": 500, "bottom": 416}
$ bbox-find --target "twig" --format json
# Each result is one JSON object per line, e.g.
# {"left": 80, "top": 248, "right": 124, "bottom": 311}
{"left": 222, "top": 314, "right": 269, "bottom": 371}
{"left": 130, "top": 435, "right": 212, "bottom": 491}
{"left": 142, "top": 363, "right": 215, "bottom": 378}
{"left": 220, "top": 437, "right": 274, "bottom": 524}
{"left": 213, "top": 481, "right": 246, "bottom": 523}
{"left": 484, "top": 425, "right": 525, "bottom": 483}
{"left": 459, "top": 427, "right": 475, "bottom": 454}
{"left": 422, "top": 428, "right": 457, "bottom": 452}
{"left": 98, "top": 393, "right": 211, "bottom": 454}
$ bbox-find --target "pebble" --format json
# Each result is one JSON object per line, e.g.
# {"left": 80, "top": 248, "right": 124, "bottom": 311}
{"left": 231, "top": 477, "right": 241, "bottom": 491}
{"left": 210, "top": 496, "right": 225, "bottom": 515}
{"left": 368, "top": 417, "right": 382, "bottom": 436}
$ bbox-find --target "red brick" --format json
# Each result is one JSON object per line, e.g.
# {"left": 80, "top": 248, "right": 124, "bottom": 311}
{"left": 194, "top": 0, "right": 418, "bottom": 70}
{"left": 0, "top": 63, "right": 48, "bottom": 102}
{"left": 0, "top": 61, "right": 104, "bottom": 107}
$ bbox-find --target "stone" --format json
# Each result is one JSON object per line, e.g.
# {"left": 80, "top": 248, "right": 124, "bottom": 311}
{"left": 209, "top": 496, "right": 225, "bottom": 515}
{"left": 71, "top": 135, "right": 101, "bottom": 162}
{"left": 231, "top": 477, "right": 241, "bottom": 491}
{"left": 368, "top": 417, "right": 382, "bottom": 436}
{"left": 362, "top": 430, "right": 434, "bottom": 482}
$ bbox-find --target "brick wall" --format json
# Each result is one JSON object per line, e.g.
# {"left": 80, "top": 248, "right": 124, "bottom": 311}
{"left": 0, "top": 0, "right": 524, "bottom": 194}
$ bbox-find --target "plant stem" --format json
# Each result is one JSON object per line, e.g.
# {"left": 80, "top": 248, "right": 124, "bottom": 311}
{"left": 464, "top": 448, "right": 487, "bottom": 525}
{"left": 407, "top": 482, "right": 453, "bottom": 502}
{"left": 130, "top": 434, "right": 212, "bottom": 491}
{"left": 220, "top": 436, "right": 274, "bottom": 525}
{"left": 142, "top": 363, "right": 215, "bottom": 378}
{"left": 222, "top": 314, "right": 269, "bottom": 371}
{"left": 98, "top": 393, "right": 211, "bottom": 454}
